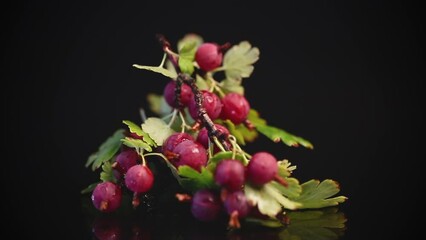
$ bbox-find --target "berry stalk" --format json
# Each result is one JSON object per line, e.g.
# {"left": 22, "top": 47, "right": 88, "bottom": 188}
{"left": 156, "top": 34, "right": 179, "bottom": 69}
{"left": 178, "top": 73, "right": 230, "bottom": 151}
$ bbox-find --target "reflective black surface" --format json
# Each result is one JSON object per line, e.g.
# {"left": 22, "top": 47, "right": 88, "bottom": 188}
{"left": 82, "top": 195, "right": 347, "bottom": 240}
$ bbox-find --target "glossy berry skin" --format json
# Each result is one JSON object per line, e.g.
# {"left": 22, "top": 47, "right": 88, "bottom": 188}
{"left": 195, "top": 43, "right": 223, "bottom": 72}
{"left": 171, "top": 140, "right": 207, "bottom": 172}
{"left": 116, "top": 150, "right": 139, "bottom": 172}
{"left": 196, "top": 124, "right": 230, "bottom": 149}
{"left": 214, "top": 159, "right": 245, "bottom": 191}
{"left": 247, "top": 152, "right": 278, "bottom": 185}
{"left": 188, "top": 90, "right": 222, "bottom": 120}
{"left": 162, "top": 132, "right": 194, "bottom": 157}
{"left": 163, "top": 81, "right": 194, "bottom": 108}
{"left": 125, "top": 165, "right": 154, "bottom": 193}
{"left": 92, "top": 182, "right": 122, "bottom": 212}
{"left": 191, "top": 189, "right": 222, "bottom": 222}
{"left": 220, "top": 93, "right": 250, "bottom": 125}
{"left": 224, "top": 191, "right": 251, "bottom": 218}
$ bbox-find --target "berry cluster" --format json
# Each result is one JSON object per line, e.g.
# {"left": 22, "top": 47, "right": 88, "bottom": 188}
{"left": 92, "top": 146, "right": 154, "bottom": 212}
{"left": 84, "top": 33, "right": 346, "bottom": 229}
{"left": 189, "top": 151, "right": 287, "bottom": 228}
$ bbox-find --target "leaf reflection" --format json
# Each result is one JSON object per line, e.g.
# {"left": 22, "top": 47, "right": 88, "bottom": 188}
{"left": 86, "top": 204, "right": 346, "bottom": 240}
{"left": 280, "top": 208, "right": 347, "bottom": 240}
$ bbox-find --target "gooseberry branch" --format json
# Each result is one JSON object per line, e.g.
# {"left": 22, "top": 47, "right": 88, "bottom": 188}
{"left": 177, "top": 72, "right": 231, "bottom": 151}
{"left": 158, "top": 34, "right": 232, "bottom": 151}
{"left": 82, "top": 33, "right": 347, "bottom": 230}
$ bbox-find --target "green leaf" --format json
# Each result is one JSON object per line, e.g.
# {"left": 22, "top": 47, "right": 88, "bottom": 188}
{"left": 263, "top": 183, "right": 302, "bottom": 210}
{"left": 121, "top": 137, "right": 152, "bottom": 152}
{"left": 132, "top": 64, "right": 177, "bottom": 79}
{"left": 178, "top": 166, "right": 216, "bottom": 192}
{"left": 122, "top": 120, "right": 143, "bottom": 136}
{"left": 100, "top": 161, "right": 117, "bottom": 183}
{"left": 165, "top": 60, "right": 178, "bottom": 77}
{"left": 235, "top": 122, "right": 258, "bottom": 143}
{"left": 122, "top": 120, "right": 156, "bottom": 147}
{"left": 219, "top": 80, "right": 245, "bottom": 95}
{"left": 208, "top": 151, "right": 246, "bottom": 164}
{"left": 270, "top": 178, "right": 302, "bottom": 199}
{"left": 247, "top": 109, "right": 267, "bottom": 126}
{"left": 245, "top": 183, "right": 302, "bottom": 217}
{"left": 217, "top": 119, "right": 258, "bottom": 145}
{"left": 178, "top": 41, "right": 197, "bottom": 59}
{"left": 223, "top": 41, "right": 260, "bottom": 79}
{"left": 141, "top": 117, "right": 175, "bottom": 146}
{"left": 85, "top": 129, "right": 125, "bottom": 171}
{"left": 245, "top": 184, "right": 281, "bottom": 217}
{"left": 206, "top": 151, "right": 246, "bottom": 172}
{"left": 215, "top": 109, "right": 261, "bottom": 145}
{"left": 195, "top": 75, "right": 209, "bottom": 91}
{"left": 178, "top": 58, "right": 194, "bottom": 75}
{"left": 177, "top": 36, "right": 201, "bottom": 75}
{"left": 177, "top": 33, "right": 203, "bottom": 52}
{"left": 247, "top": 109, "right": 313, "bottom": 149}
{"left": 277, "top": 159, "right": 297, "bottom": 178}
{"left": 146, "top": 93, "right": 173, "bottom": 117}
{"left": 255, "top": 124, "right": 314, "bottom": 149}
{"left": 80, "top": 182, "right": 101, "bottom": 194}
{"left": 292, "top": 179, "right": 347, "bottom": 209}
{"left": 221, "top": 119, "right": 245, "bottom": 145}
{"left": 85, "top": 154, "right": 97, "bottom": 168}
{"left": 218, "top": 41, "right": 259, "bottom": 93}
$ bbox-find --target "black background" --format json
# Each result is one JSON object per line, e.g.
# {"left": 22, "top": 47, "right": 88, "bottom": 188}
{"left": 3, "top": 0, "right": 424, "bottom": 239}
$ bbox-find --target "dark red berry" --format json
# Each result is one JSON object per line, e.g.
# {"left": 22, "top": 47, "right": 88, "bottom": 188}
{"left": 188, "top": 90, "right": 222, "bottom": 120}
{"left": 195, "top": 43, "right": 223, "bottom": 71}
{"left": 196, "top": 124, "right": 230, "bottom": 150}
{"left": 220, "top": 93, "right": 250, "bottom": 125}
{"left": 116, "top": 150, "right": 139, "bottom": 172}
{"left": 224, "top": 191, "right": 251, "bottom": 218}
{"left": 92, "top": 182, "right": 122, "bottom": 212}
{"left": 171, "top": 140, "right": 208, "bottom": 171}
{"left": 191, "top": 189, "right": 222, "bottom": 222}
{"left": 162, "top": 132, "right": 194, "bottom": 158}
{"left": 163, "top": 81, "right": 194, "bottom": 108}
{"left": 214, "top": 159, "right": 245, "bottom": 191}
{"left": 247, "top": 152, "right": 278, "bottom": 185}
{"left": 125, "top": 165, "right": 154, "bottom": 193}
